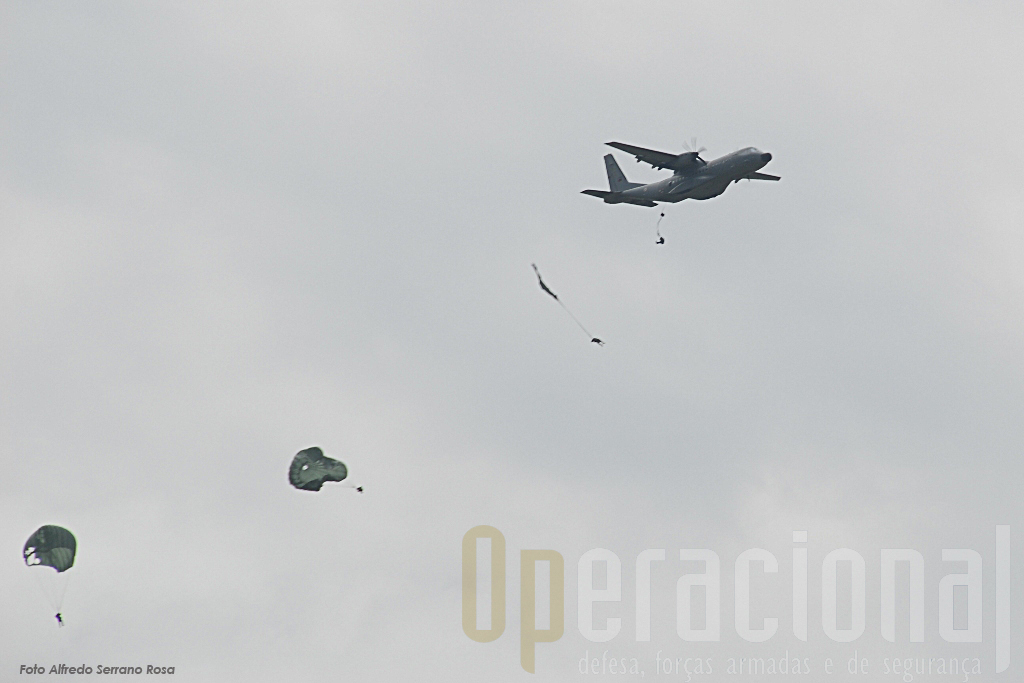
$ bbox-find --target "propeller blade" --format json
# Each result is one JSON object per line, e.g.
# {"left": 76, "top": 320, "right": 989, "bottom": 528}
{"left": 682, "top": 138, "right": 707, "bottom": 159}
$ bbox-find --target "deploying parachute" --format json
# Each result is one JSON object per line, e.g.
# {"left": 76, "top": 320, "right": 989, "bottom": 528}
{"left": 531, "top": 264, "right": 604, "bottom": 346}
{"left": 23, "top": 525, "right": 76, "bottom": 626}
{"left": 288, "top": 447, "right": 349, "bottom": 492}
{"left": 24, "top": 525, "right": 76, "bottom": 573}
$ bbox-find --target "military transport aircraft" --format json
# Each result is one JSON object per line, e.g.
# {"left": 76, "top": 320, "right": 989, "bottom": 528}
{"left": 582, "top": 141, "right": 779, "bottom": 207}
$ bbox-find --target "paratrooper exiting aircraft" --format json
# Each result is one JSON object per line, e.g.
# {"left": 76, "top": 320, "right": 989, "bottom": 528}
{"left": 582, "top": 141, "right": 778, "bottom": 207}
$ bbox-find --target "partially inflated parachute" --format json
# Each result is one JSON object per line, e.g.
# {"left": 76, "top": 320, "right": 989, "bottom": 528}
{"left": 24, "top": 525, "right": 76, "bottom": 624}
{"left": 24, "top": 525, "right": 76, "bottom": 573}
{"left": 289, "top": 447, "right": 348, "bottom": 492}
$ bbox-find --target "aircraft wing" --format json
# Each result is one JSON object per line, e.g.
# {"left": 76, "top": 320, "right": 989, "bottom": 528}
{"left": 606, "top": 142, "right": 679, "bottom": 169}
{"left": 746, "top": 172, "right": 780, "bottom": 181}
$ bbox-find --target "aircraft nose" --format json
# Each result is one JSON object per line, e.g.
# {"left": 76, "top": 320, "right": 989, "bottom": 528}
{"left": 761, "top": 152, "right": 772, "bottom": 163}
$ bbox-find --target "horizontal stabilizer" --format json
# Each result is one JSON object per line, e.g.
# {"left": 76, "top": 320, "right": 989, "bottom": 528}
{"left": 580, "top": 190, "right": 657, "bottom": 207}
{"left": 746, "top": 172, "right": 780, "bottom": 181}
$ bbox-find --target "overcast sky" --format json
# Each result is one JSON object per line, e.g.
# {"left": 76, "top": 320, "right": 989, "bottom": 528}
{"left": 2, "top": 2, "right": 1024, "bottom": 681}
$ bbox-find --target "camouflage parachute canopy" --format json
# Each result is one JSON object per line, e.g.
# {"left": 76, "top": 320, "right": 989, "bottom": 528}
{"left": 24, "top": 525, "right": 76, "bottom": 573}
{"left": 289, "top": 447, "right": 348, "bottom": 492}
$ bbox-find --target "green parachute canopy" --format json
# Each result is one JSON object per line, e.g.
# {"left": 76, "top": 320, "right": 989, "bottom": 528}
{"left": 289, "top": 447, "right": 348, "bottom": 492}
{"left": 24, "top": 525, "right": 76, "bottom": 573}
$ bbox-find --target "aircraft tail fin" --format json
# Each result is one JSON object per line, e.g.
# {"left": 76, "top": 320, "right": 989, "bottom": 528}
{"left": 604, "top": 154, "right": 642, "bottom": 192}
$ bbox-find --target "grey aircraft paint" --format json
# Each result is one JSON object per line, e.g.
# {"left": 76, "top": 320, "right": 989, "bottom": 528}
{"left": 582, "top": 142, "right": 779, "bottom": 207}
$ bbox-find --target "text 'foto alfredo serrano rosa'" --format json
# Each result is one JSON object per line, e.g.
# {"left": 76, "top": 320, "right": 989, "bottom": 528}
{"left": 20, "top": 664, "right": 176, "bottom": 675}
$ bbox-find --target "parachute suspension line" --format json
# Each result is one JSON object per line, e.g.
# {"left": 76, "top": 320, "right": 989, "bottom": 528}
{"left": 55, "top": 572, "right": 71, "bottom": 611}
{"left": 30, "top": 569, "right": 70, "bottom": 613}
{"left": 655, "top": 212, "right": 666, "bottom": 245}
{"left": 31, "top": 569, "right": 54, "bottom": 610}
{"left": 555, "top": 298, "right": 593, "bottom": 339}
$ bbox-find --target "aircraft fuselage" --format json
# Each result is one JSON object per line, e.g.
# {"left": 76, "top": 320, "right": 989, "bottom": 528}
{"left": 616, "top": 148, "right": 772, "bottom": 204}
